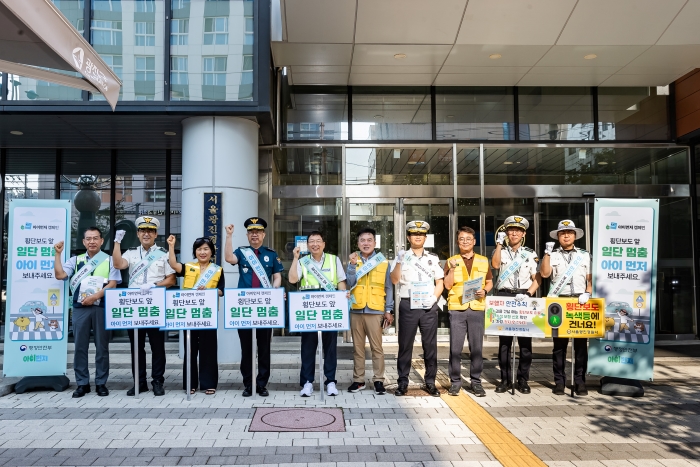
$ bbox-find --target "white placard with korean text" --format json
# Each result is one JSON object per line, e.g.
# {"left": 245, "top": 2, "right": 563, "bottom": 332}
{"left": 164, "top": 289, "right": 218, "bottom": 330}
{"left": 104, "top": 288, "right": 166, "bottom": 330}
{"left": 288, "top": 291, "right": 350, "bottom": 332}
{"left": 223, "top": 288, "right": 285, "bottom": 329}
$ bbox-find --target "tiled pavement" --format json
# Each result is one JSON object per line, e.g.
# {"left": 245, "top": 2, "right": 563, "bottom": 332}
{"left": 0, "top": 338, "right": 700, "bottom": 466}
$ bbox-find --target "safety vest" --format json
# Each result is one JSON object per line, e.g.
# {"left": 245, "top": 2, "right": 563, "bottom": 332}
{"left": 300, "top": 253, "right": 338, "bottom": 290}
{"left": 447, "top": 253, "right": 489, "bottom": 311}
{"left": 73, "top": 254, "right": 111, "bottom": 306}
{"left": 182, "top": 262, "right": 222, "bottom": 289}
{"left": 350, "top": 257, "right": 388, "bottom": 311}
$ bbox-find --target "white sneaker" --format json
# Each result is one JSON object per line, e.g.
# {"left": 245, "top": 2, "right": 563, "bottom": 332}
{"left": 300, "top": 381, "right": 313, "bottom": 397}
{"left": 327, "top": 382, "right": 339, "bottom": 396}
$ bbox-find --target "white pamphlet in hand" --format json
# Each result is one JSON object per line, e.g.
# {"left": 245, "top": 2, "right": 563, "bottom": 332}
{"left": 461, "top": 277, "right": 483, "bottom": 304}
{"left": 410, "top": 281, "right": 433, "bottom": 309}
{"left": 79, "top": 276, "right": 105, "bottom": 306}
{"left": 295, "top": 236, "right": 308, "bottom": 254}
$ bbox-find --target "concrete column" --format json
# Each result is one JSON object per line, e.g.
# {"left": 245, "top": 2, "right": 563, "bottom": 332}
{"left": 181, "top": 116, "right": 259, "bottom": 363}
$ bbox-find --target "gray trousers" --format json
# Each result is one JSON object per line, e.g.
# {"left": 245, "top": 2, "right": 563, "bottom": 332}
{"left": 448, "top": 308, "right": 484, "bottom": 385}
{"left": 397, "top": 299, "right": 438, "bottom": 386}
{"left": 72, "top": 305, "right": 109, "bottom": 386}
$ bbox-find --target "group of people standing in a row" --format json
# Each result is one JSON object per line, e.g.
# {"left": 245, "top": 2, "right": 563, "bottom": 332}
{"left": 53, "top": 212, "right": 591, "bottom": 399}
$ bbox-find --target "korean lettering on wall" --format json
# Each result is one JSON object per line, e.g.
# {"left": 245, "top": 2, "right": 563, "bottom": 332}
{"left": 204, "top": 193, "right": 222, "bottom": 265}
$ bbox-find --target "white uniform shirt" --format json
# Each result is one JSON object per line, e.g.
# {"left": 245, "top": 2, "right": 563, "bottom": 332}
{"left": 494, "top": 246, "right": 538, "bottom": 290}
{"left": 548, "top": 247, "right": 591, "bottom": 295}
{"left": 121, "top": 244, "right": 176, "bottom": 286}
{"left": 396, "top": 250, "right": 444, "bottom": 298}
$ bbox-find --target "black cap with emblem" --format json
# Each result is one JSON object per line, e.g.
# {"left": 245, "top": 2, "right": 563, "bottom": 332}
{"left": 244, "top": 217, "right": 267, "bottom": 231}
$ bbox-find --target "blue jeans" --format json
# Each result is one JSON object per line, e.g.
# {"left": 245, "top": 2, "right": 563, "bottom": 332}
{"left": 299, "top": 331, "right": 338, "bottom": 387}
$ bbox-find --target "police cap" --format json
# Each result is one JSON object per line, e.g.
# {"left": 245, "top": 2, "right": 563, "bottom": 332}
{"left": 244, "top": 217, "right": 267, "bottom": 231}
{"left": 504, "top": 215, "right": 529, "bottom": 231}
{"left": 406, "top": 220, "right": 430, "bottom": 234}
{"left": 136, "top": 216, "right": 160, "bottom": 230}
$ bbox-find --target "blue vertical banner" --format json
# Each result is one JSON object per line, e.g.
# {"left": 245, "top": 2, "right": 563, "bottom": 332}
{"left": 588, "top": 198, "right": 659, "bottom": 381}
{"left": 3, "top": 199, "right": 71, "bottom": 377}
{"left": 203, "top": 192, "right": 223, "bottom": 265}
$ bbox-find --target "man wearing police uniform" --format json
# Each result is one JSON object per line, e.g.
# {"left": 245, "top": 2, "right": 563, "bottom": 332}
{"left": 54, "top": 227, "right": 122, "bottom": 398}
{"left": 112, "top": 216, "right": 176, "bottom": 396}
{"left": 391, "top": 221, "right": 444, "bottom": 397}
{"left": 289, "top": 230, "right": 347, "bottom": 397}
{"left": 224, "top": 218, "right": 283, "bottom": 397}
{"left": 346, "top": 227, "right": 394, "bottom": 395}
{"left": 540, "top": 220, "right": 592, "bottom": 396}
{"left": 491, "top": 215, "right": 540, "bottom": 394}
{"left": 444, "top": 226, "right": 493, "bottom": 397}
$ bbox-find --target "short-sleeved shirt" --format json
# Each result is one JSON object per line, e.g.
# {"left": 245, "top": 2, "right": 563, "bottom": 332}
{"left": 233, "top": 245, "right": 284, "bottom": 288}
{"left": 547, "top": 247, "right": 591, "bottom": 295}
{"left": 395, "top": 250, "right": 444, "bottom": 299}
{"left": 121, "top": 244, "right": 176, "bottom": 286}
{"left": 493, "top": 246, "right": 538, "bottom": 290}
{"left": 61, "top": 253, "right": 122, "bottom": 308}
{"left": 296, "top": 253, "right": 347, "bottom": 285}
{"left": 176, "top": 263, "right": 226, "bottom": 293}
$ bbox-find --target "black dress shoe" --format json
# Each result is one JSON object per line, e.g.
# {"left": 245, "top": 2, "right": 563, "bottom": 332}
{"left": 126, "top": 383, "right": 149, "bottom": 396}
{"left": 470, "top": 382, "right": 486, "bottom": 397}
{"left": 96, "top": 385, "right": 109, "bottom": 397}
{"left": 517, "top": 379, "right": 531, "bottom": 394}
{"left": 256, "top": 386, "right": 269, "bottom": 397}
{"left": 425, "top": 383, "right": 441, "bottom": 397}
{"left": 495, "top": 381, "right": 512, "bottom": 393}
{"left": 72, "top": 385, "right": 90, "bottom": 398}
{"left": 575, "top": 383, "right": 588, "bottom": 396}
{"left": 242, "top": 387, "right": 253, "bottom": 397}
{"left": 448, "top": 384, "right": 461, "bottom": 396}
{"left": 394, "top": 384, "right": 408, "bottom": 396}
{"left": 553, "top": 384, "right": 566, "bottom": 395}
{"left": 153, "top": 381, "right": 165, "bottom": 396}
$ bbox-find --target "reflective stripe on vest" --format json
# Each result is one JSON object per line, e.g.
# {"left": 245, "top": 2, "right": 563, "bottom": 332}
{"left": 300, "top": 254, "right": 337, "bottom": 290}
{"left": 350, "top": 258, "right": 388, "bottom": 311}
{"left": 182, "top": 262, "right": 222, "bottom": 289}
{"left": 447, "top": 254, "right": 489, "bottom": 311}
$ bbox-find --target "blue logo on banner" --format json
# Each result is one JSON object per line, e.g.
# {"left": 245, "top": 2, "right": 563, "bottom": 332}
{"left": 604, "top": 345, "right": 612, "bottom": 352}
{"left": 238, "top": 291, "right": 246, "bottom": 297}
{"left": 19, "top": 345, "right": 27, "bottom": 352}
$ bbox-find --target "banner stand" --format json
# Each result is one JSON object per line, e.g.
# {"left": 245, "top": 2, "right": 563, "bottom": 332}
{"left": 186, "top": 330, "right": 192, "bottom": 401}
{"left": 318, "top": 331, "right": 324, "bottom": 402}
{"left": 14, "top": 375, "right": 70, "bottom": 394}
{"left": 511, "top": 341, "right": 516, "bottom": 396}
{"left": 134, "top": 328, "right": 139, "bottom": 399}
{"left": 600, "top": 376, "right": 644, "bottom": 397}
{"left": 570, "top": 344, "right": 575, "bottom": 398}
{"left": 251, "top": 331, "right": 257, "bottom": 400}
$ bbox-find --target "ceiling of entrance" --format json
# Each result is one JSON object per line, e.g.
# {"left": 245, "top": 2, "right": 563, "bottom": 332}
{"left": 271, "top": 0, "right": 700, "bottom": 87}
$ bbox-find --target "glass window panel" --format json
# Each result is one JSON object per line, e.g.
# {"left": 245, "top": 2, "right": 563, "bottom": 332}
{"left": 479, "top": 147, "right": 687, "bottom": 185}
{"left": 484, "top": 198, "right": 535, "bottom": 261}
{"left": 170, "top": 0, "right": 254, "bottom": 101}
{"left": 436, "top": 87, "right": 515, "bottom": 140}
{"left": 352, "top": 87, "right": 431, "bottom": 140}
{"left": 346, "top": 147, "right": 452, "bottom": 186}
{"left": 283, "top": 85, "right": 348, "bottom": 141}
{"left": 518, "top": 87, "right": 594, "bottom": 141}
{"left": 349, "top": 203, "right": 395, "bottom": 260}
{"left": 273, "top": 147, "right": 341, "bottom": 185}
{"left": 456, "top": 198, "right": 482, "bottom": 247}
{"left": 598, "top": 87, "right": 670, "bottom": 140}
{"left": 61, "top": 150, "right": 112, "bottom": 254}
{"left": 91, "top": 0, "right": 165, "bottom": 101}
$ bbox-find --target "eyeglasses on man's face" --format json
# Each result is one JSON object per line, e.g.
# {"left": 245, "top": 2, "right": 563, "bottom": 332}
{"left": 458, "top": 237, "right": 475, "bottom": 244}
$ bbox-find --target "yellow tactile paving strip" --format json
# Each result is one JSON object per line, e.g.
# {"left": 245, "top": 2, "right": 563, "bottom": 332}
{"left": 441, "top": 391, "right": 547, "bottom": 467}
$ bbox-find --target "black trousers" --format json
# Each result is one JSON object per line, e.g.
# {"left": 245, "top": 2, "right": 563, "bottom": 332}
{"left": 299, "top": 331, "right": 338, "bottom": 386}
{"left": 127, "top": 328, "right": 166, "bottom": 385}
{"left": 553, "top": 337, "right": 588, "bottom": 385}
{"left": 497, "top": 290, "right": 532, "bottom": 383}
{"left": 182, "top": 330, "right": 218, "bottom": 390}
{"left": 238, "top": 328, "right": 272, "bottom": 389}
{"left": 397, "top": 298, "right": 438, "bottom": 386}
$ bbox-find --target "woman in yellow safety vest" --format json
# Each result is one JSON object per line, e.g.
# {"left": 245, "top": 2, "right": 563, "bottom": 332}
{"left": 167, "top": 235, "right": 225, "bottom": 395}
{"left": 443, "top": 226, "right": 493, "bottom": 398}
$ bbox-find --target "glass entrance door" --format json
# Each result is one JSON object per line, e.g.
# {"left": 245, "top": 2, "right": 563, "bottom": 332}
{"left": 537, "top": 199, "right": 593, "bottom": 296}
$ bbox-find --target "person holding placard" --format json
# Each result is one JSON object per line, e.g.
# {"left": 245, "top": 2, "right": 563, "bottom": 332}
{"left": 167, "top": 235, "right": 225, "bottom": 395}
{"left": 390, "top": 221, "right": 444, "bottom": 397}
{"left": 346, "top": 227, "right": 394, "bottom": 395}
{"left": 288, "top": 230, "right": 347, "bottom": 397}
{"left": 491, "top": 216, "right": 540, "bottom": 395}
{"left": 53, "top": 227, "right": 121, "bottom": 398}
{"left": 112, "top": 216, "right": 176, "bottom": 397}
{"left": 443, "top": 226, "right": 493, "bottom": 397}
{"left": 540, "top": 220, "right": 592, "bottom": 396}
{"left": 224, "top": 218, "right": 283, "bottom": 397}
